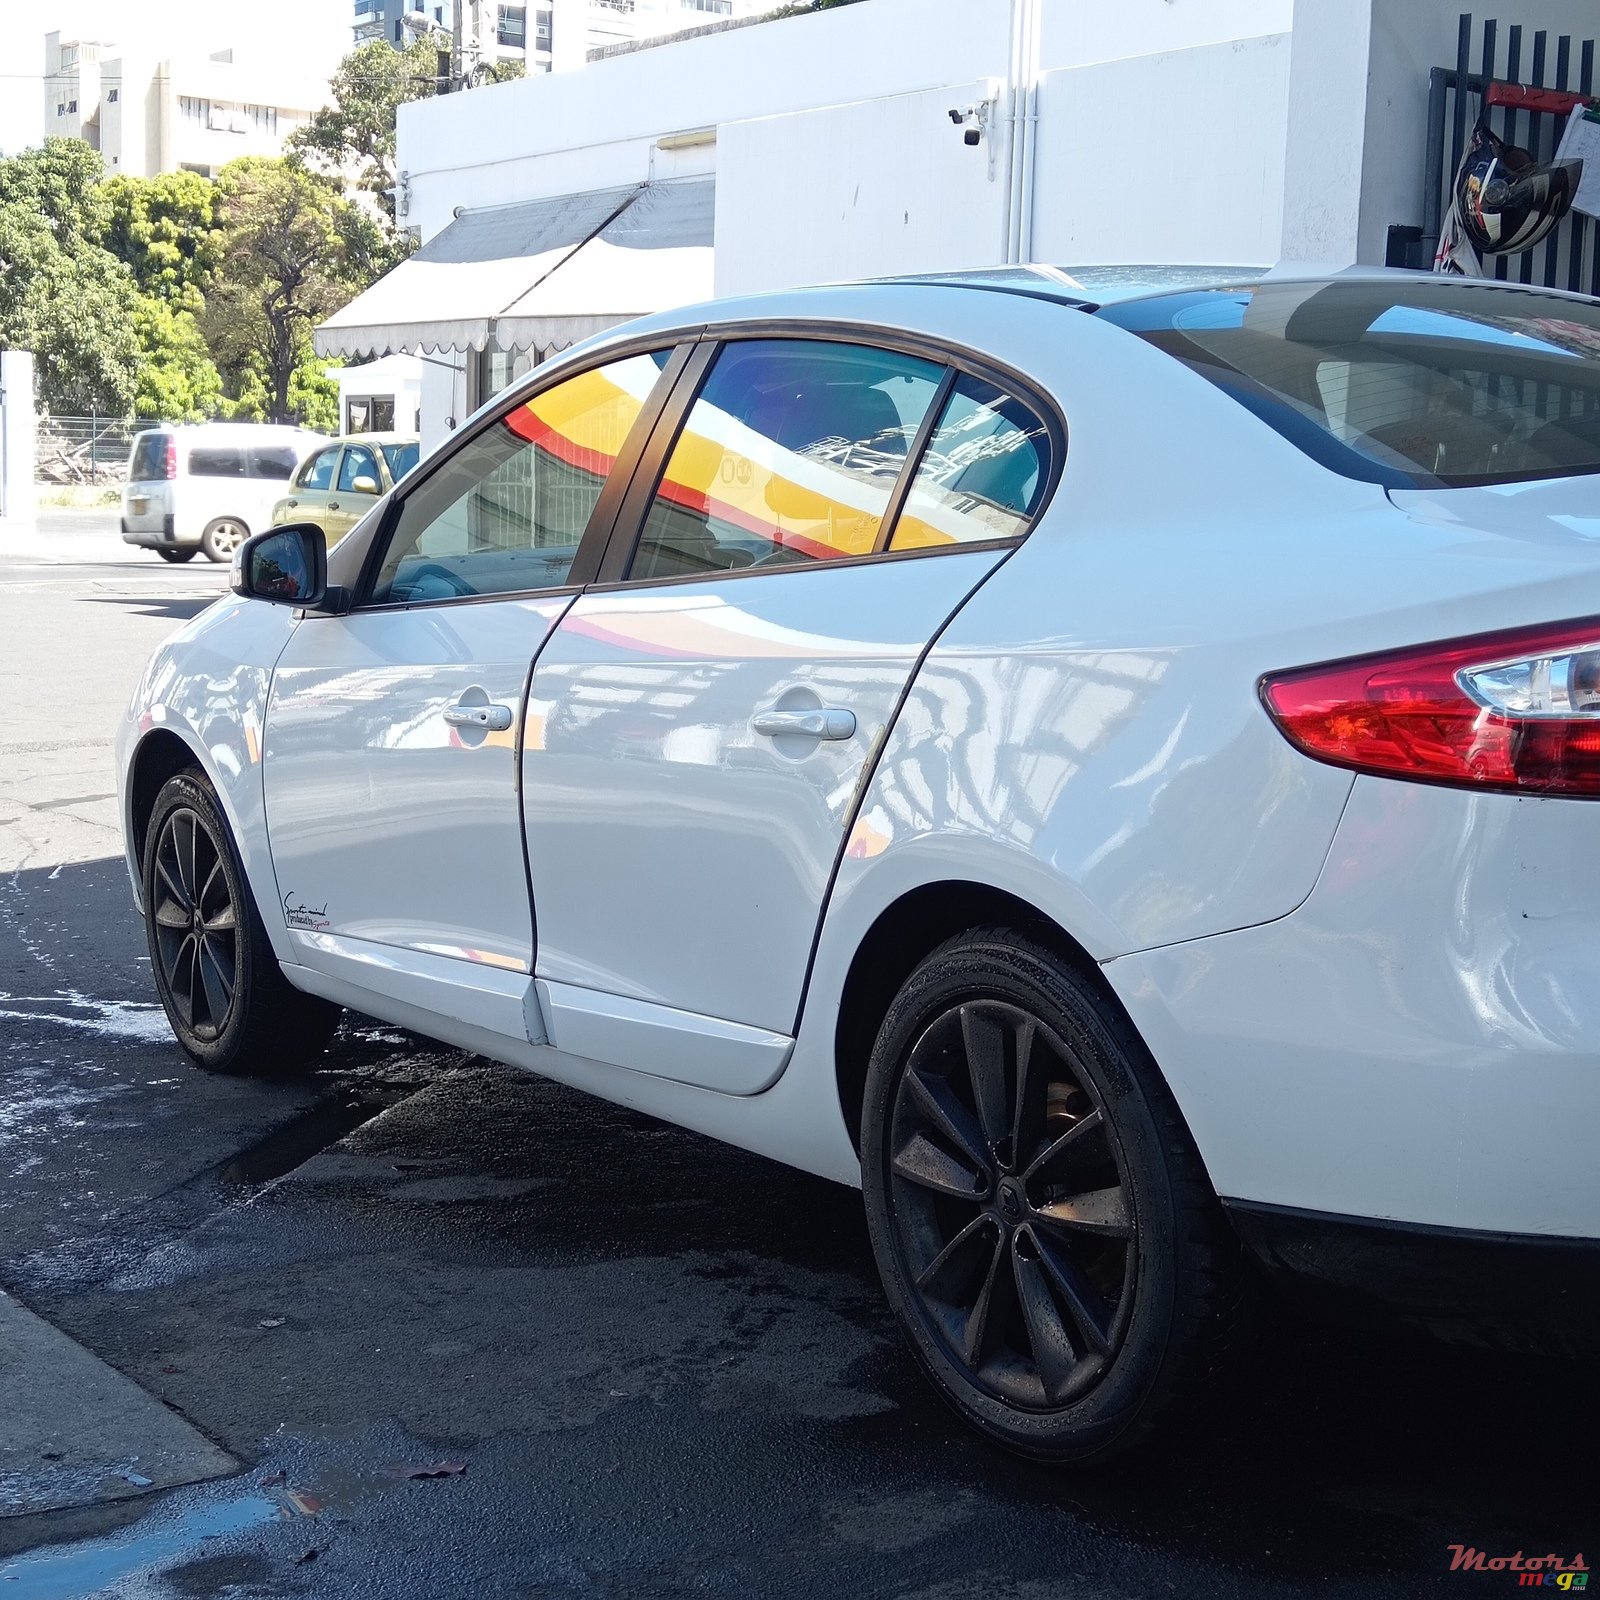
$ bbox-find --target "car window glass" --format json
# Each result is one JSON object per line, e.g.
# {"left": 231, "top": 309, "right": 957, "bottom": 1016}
{"left": 629, "top": 339, "right": 943, "bottom": 581}
{"left": 300, "top": 447, "right": 340, "bottom": 491}
{"left": 130, "top": 434, "right": 167, "bottom": 480}
{"left": 380, "top": 441, "right": 420, "bottom": 482}
{"left": 338, "top": 445, "right": 381, "bottom": 493}
{"left": 889, "top": 376, "right": 1053, "bottom": 550}
{"left": 187, "top": 446, "right": 246, "bottom": 478}
{"left": 368, "top": 349, "right": 672, "bottom": 605}
{"left": 249, "top": 446, "right": 299, "bottom": 481}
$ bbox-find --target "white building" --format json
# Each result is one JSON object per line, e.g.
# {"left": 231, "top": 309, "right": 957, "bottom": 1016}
{"left": 44, "top": 31, "right": 330, "bottom": 178}
{"left": 317, "top": 0, "right": 1600, "bottom": 455}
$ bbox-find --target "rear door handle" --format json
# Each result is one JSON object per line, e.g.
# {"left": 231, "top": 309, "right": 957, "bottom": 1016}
{"left": 444, "top": 701, "right": 513, "bottom": 732}
{"left": 327, "top": 500, "right": 341, "bottom": 511}
{"left": 752, "top": 707, "right": 856, "bottom": 741}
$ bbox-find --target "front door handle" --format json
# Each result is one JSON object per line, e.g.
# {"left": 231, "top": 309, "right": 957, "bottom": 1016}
{"left": 327, "top": 500, "right": 341, "bottom": 511}
{"left": 444, "top": 701, "right": 513, "bottom": 732}
{"left": 752, "top": 707, "right": 856, "bottom": 741}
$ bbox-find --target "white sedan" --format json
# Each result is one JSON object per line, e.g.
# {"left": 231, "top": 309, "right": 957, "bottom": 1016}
{"left": 117, "top": 267, "right": 1600, "bottom": 1461}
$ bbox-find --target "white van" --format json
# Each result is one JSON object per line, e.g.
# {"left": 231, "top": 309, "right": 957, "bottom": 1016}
{"left": 121, "top": 424, "right": 325, "bottom": 563}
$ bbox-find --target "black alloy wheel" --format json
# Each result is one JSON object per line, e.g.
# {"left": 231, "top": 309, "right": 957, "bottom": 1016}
{"left": 142, "top": 769, "right": 342, "bottom": 1074}
{"left": 887, "top": 999, "right": 1135, "bottom": 1411}
{"left": 861, "top": 929, "right": 1249, "bottom": 1462}
{"left": 150, "top": 805, "right": 238, "bottom": 1042}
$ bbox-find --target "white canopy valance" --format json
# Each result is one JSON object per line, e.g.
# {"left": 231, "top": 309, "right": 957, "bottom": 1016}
{"left": 315, "top": 178, "right": 714, "bottom": 360}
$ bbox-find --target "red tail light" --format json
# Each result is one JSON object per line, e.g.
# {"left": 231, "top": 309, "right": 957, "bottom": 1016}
{"left": 163, "top": 437, "right": 177, "bottom": 480}
{"left": 1261, "top": 618, "right": 1600, "bottom": 797}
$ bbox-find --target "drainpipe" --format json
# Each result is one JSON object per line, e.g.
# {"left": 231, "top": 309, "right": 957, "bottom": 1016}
{"left": 1001, "top": 0, "right": 1042, "bottom": 263}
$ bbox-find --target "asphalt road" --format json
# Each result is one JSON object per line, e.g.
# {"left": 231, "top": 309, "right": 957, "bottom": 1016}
{"left": 0, "top": 510, "right": 1595, "bottom": 1599}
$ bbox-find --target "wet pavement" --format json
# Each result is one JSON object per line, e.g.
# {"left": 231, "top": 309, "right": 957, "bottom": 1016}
{"left": 1, "top": 517, "right": 1596, "bottom": 1598}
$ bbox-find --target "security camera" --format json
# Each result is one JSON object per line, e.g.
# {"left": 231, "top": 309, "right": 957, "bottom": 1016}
{"left": 948, "top": 107, "right": 965, "bottom": 125}
{"left": 963, "top": 127, "right": 981, "bottom": 146}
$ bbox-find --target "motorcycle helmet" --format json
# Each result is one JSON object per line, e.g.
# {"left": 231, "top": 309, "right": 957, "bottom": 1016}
{"left": 1452, "top": 118, "right": 1581, "bottom": 256}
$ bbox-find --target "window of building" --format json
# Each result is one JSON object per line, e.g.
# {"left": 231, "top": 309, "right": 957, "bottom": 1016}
{"left": 629, "top": 338, "right": 944, "bottom": 581}
{"left": 368, "top": 350, "right": 672, "bottom": 604}
{"left": 246, "top": 104, "right": 278, "bottom": 134}
{"left": 107, "top": 88, "right": 119, "bottom": 102}
{"left": 66, "top": 98, "right": 78, "bottom": 113}
{"left": 498, "top": 4, "right": 526, "bottom": 45}
{"left": 889, "top": 376, "right": 1053, "bottom": 550}
{"left": 534, "top": 7, "right": 552, "bottom": 44}
{"left": 178, "top": 95, "right": 211, "bottom": 124}
{"left": 346, "top": 395, "right": 397, "bottom": 434}
{"left": 475, "top": 345, "right": 537, "bottom": 407}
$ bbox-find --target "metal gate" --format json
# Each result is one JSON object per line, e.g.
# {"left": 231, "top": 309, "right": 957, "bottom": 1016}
{"left": 1407, "top": 11, "right": 1600, "bottom": 289}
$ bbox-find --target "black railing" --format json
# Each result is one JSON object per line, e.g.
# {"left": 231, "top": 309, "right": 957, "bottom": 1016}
{"left": 1414, "top": 12, "right": 1599, "bottom": 290}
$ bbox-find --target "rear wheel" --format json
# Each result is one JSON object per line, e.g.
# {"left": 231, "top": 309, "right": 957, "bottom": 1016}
{"left": 861, "top": 928, "right": 1249, "bottom": 1463}
{"left": 142, "top": 770, "right": 340, "bottom": 1074}
{"left": 200, "top": 517, "right": 247, "bottom": 564}
{"left": 157, "top": 548, "right": 196, "bottom": 563}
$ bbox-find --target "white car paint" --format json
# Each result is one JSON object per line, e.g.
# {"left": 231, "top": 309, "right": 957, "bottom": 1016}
{"left": 117, "top": 269, "right": 1600, "bottom": 1264}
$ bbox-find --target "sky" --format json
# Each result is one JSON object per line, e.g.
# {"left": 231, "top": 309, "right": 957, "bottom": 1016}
{"left": 1, "top": 0, "right": 352, "bottom": 157}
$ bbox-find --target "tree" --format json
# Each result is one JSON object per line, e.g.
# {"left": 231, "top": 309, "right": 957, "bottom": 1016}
{"left": 289, "top": 35, "right": 442, "bottom": 228}
{"left": 131, "top": 296, "right": 222, "bottom": 421}
{"left": 204, "top": 157, "right": 386, "bottom": 424}
{"left": 0, "top": 140, "right": 141, "bottom": 414}
{"left": 290, "top": 36, "right": 523, "bottom": 231}
{"left": 99, "top": 171, "right": 223, "bottom": 313}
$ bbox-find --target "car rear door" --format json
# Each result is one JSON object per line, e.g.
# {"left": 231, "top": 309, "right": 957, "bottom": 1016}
{"left": 260, "top": 344, "right": 687, "bottom": 1038}
{"left": 521, "top": 333, "right": 1059, "bottom": 1092}
{"left": 281, "top": 445, "right": 341, "bottom": 534}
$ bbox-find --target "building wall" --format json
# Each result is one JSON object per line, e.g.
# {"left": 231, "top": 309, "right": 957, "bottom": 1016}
{"left": 1030, "top": 33, "right": 1292, "bottom": 267}
{"left": 715, "top": 81, "right": 1009, "bottom": 295}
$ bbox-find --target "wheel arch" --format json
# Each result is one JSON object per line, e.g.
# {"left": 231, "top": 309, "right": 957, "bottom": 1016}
{"left": 127, "top": 727, "right": 205, "bottom": 871}
{"left": 832, "top": 879, "right": 1136, "bottom": 1151}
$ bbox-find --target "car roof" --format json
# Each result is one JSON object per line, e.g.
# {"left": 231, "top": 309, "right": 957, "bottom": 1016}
{"left": 333, "top": 433, "right": 421, "bottom": 445}
{"left": 135, "top": 423, "right": 322, "bottom": 439}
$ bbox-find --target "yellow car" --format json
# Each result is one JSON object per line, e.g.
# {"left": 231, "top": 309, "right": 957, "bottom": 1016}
{"left": 271, "top": 434, "right": 420, "bottom": 547}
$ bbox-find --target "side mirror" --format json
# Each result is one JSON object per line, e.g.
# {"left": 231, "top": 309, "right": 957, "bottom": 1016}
{"left": 231, "top": 523, "right": 333, "bottom": 610}
{"left": 351, "top": 474, "right": 381, "bottom": 495}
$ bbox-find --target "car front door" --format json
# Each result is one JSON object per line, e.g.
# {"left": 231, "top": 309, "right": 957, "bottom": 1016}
{"left": 260, "top": 345, "right": 684, "bottom": 1038}
{"left": 521, "top": 335, "right": 1057, "bottom": 1092}
{"left": 328, "top": 443, "right": 385, "bottom": 546}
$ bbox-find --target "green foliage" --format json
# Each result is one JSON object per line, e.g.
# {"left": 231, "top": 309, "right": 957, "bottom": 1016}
{"left": 290, "top": 349, "right": 341, "bottom": 434}
{"left": 131, "top": 296, "right": 223, "bottom": 421}
{"left": 204, "top": 157, "right": 386, "bottom": 424}
{"left": 99, "top": 171, "right": 223, "bottom": 314}
{"left": 289, "top": 35, "right": 442, "bottom": 227}
{"left": 0, "top": 140, "right": 141, "bottom": 413}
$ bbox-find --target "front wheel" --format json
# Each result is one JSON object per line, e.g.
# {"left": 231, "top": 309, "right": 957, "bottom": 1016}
{"left": 142, "top": 770, "right": 341, "bottom": 1074}
{"left": 861, "top": 928, "right": 1249, "bottom": 1463}
{"left": 199, "top": 517, "right": 248, "bottom": 564}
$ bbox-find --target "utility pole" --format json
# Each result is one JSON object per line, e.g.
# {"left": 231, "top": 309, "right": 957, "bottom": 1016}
{"left": 450, "top": 0, "right": 464, "bottom": 90}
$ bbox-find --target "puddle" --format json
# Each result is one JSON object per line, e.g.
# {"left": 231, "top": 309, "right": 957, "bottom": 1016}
{"left": 0, "top": 1494, "right": 278, "bottom": 1598}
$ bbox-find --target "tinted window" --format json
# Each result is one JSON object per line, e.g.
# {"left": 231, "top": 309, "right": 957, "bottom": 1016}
{"left": 249, "top": 446, "right": 300, "bottom": 481}
{"left": 300, "top": 446, "right": 340, "bottom": 491}
{"left": 629, "top": 339, "right": 942, "bottom": 580}
{"left": 368, "top": 350, "right": 669, "bottom": 605}
{"left": 1099, "top": 280, "right": 1600, "bottom": 487}
{"left": 187, "top": 446, "right": 246, "bottom": 478}
{"left": 890, "top": 376, "right": 1052, "bottom": 549}
{"left": 129, "top": 434, "right": 167, "bottom": 480}
{"left": 381, "top": 441, "right": 420, "bottom": 482}
{"left": 337, "top": 445, "right": 382, "bottom": 493}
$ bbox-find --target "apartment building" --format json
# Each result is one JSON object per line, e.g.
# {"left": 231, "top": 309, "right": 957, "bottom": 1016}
{"left": 354, "top": 0, "right": 764, "bottom": 76}
{"left": 44, "top": 31, "right": 329, "bottom": 178}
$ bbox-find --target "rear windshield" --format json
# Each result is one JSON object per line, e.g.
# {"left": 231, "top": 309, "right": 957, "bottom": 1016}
{"left": 380, "top": 441, "right": 420, "bottom": 482}
{"left": 129, "top": 434, "right": 167, "bottom": 480}
{"left": 1097, "top": 279, "right": 1600, "bottom": 487}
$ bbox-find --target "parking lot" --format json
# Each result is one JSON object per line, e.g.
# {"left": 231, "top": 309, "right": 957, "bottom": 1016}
{"left": 0, "top": 510, "right": 1594, "bottom": 1599}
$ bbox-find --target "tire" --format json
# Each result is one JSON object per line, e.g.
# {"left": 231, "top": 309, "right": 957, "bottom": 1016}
{"left": 141, "top": 769, "right": 341, "bottom": 1075}
{"left": 199, "top": 517, "right": 248, "bottom": 564}
{"left": 860, "top": 927, "right": 1250, "bottom": 1464}
{"left": 157, "top": 548, "right": 197, "bottom": 563}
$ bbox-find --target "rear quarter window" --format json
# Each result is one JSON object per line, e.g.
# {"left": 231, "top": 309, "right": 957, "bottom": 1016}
{"left": 187, "top": 446, "right": 247, "bottom": 479}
